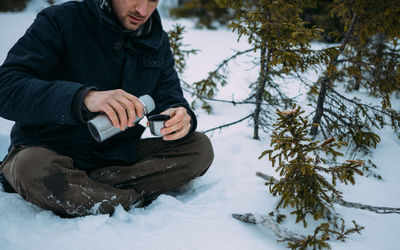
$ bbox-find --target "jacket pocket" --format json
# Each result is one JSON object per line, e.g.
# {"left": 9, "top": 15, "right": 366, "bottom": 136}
{"left": 141, "top": 56, "right": 163, "bottom": 69}
{"left": 123, "top": 56, "right": 163, "bottom": 96}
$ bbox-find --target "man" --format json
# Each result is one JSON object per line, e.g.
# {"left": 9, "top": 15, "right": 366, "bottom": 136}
{"left": 0, "top": 0, "right": 214, "bottom": 217}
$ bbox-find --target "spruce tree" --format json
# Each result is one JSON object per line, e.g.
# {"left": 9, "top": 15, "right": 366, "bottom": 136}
{"left": 335, "top": 0, "right": 400, "bottom": 107}
{"left": 301, "top": 0, "right": 344, "bottom": 43}
{"left": 167, "top": 24, "right": 199, "bottom": 76}
{"left": 191, "top": 0, "right": 336, "bottom": 139}
{"left": 171, "top": 0, "right": 345, "bottom": 44}
{"left": 234, "top": 105, "right": 398, "bottom": 248}
{"left": 259, "top": 106, "right": 364, "bottom": 249}
{"left": 260, "top": 106, "right": 364, "bottom": 226}
{"left": 309, "top": 0, "right": 400, "bottom": 155}
{"left": 170, "top": 0, "right": 231, "bottom": 29}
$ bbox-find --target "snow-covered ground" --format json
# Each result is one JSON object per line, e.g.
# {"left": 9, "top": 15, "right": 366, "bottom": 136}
{"left": 0, "top": 1, "right": 399, "bottom": 250}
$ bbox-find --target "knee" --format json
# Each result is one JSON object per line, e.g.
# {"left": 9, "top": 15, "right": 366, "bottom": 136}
{"left": 8, "top": 147, "right": 47, "bottom": 185}
{"left": 188, "top": 132, "right": 214, "bottom": 174}
{"left": 194, "top": 132, "right": 214, "bottom": 164}
{"left": 12, "top": 147, "right": 70, "bottom": 180}
{"left": 4, "top": 147, "right": 72, "bottom": 199}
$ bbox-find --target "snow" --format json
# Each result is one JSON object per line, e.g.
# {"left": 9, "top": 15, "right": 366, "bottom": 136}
{"left": 0, "top": 2, "right": 399, "bottom": 250}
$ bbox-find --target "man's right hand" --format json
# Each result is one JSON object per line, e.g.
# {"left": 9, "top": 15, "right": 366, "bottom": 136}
{"left": 84, "top": 89, "right": 144, "bottom": 130}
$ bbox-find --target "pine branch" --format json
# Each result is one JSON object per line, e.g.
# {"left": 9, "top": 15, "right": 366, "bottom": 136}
{"left": 232, "top": 213, "right": 306, "bottom": 243}
{"left": 256, "top": 171, "right": 278, "bottom": 183}
{"left": 329, "top": 87, "right": 397, "bottom": 117}
{"left": 197, "top": 48, "right": 254, "bottom": 86}
{"left": 322, "top": 108, "right": 354, "bottom": 129}
{"left": 184, "top": 85, "right": 301, "bottom": 107}
{"left": 202, "top": 113, "right": 253, "bottom": 133}
{"left": 333, "top": 198, "right": 400, "bottom": 215}
{"left": 256, "top": 171, "right": 400, "bottom": 215}
{"left": 213, "top": 48, "right": 255, "bottom": 73}
{"left": 183, "top": 86, "right": 275, "bottom": 106}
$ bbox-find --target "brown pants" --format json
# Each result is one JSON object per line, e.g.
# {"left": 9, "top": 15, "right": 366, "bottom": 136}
{"left": 0, "top": 132, "right": 213, "bottom": 217}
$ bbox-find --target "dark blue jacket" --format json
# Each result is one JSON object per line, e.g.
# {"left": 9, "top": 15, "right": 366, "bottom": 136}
{"left": 0, "top": 0, "right": 196, "bottom": 170}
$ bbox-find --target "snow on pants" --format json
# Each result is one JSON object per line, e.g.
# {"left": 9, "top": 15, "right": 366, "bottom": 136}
{"left": 0, "top": 132, "right": 214, "bottom": 217}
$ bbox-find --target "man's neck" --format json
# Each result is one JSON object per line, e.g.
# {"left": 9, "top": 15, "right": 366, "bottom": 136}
{"left": 97, "top": 0, "right": 152, "bottom": 37}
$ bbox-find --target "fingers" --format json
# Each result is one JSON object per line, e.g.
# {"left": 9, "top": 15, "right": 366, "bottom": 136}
{"left": 162, "top": 124, "right": 190, "bottom": 141}
{"left": 163, "top": 108, "right": 186, "bottom": 128}
{"left": 102, "top": 105, "right": 119, "bottom": 129}
{"left": 160, "top": 107, "right": 191, "bottom": 141}
{"left": 120, "top": 92, "right": 144, "bottom": 122}
{"left": 84, "top": 89, "right": 144, "bottom": 130}
{"left": 117, "top": 95, "right": 138, "bottom": 128}
{"left": 161, "top": 115, "right": 190, "bottom": 135}
{"left": 110, "top": 99, "right": 129, "bottom": 130}
{"left": 113, "top": 92, "right": 144, "bottom": 130}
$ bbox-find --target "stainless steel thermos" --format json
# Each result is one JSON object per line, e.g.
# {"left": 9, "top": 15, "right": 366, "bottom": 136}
{"left": 87, "top": 95, "right": 155, "bottom": 142}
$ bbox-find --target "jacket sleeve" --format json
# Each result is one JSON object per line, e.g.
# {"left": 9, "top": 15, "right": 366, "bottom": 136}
{"left": 152, "top": 33, "right": 197, "bottom": 133}
{"left": 0, "top": 8, "right": 85, "bottom": 125}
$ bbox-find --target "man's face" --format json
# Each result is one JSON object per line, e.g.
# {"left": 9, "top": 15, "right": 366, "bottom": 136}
{"left": 111, "top": 0, "right": 159, "bottom": 31}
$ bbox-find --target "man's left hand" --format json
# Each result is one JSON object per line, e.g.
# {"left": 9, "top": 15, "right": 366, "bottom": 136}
{"left": 160, "top": 107, "right": 191, "bottom": 141}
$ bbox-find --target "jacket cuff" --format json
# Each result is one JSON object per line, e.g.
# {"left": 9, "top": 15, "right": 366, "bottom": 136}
{"left": 72, "top": 86, "right": 97, "bottom": 123}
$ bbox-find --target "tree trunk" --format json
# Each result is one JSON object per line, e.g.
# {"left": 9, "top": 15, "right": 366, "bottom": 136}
{"left": 310, "top": 13, "right": 357, "bottom": 136}
{"left": 253, "top": 47, "right": 269, "bottom": 140}
{"left": 353, "top": 46, "right": 362, "bottom": 91}
{"left": 374, "top": 33, "right": 385, "bottom": 88}
{"left": 310, "top": 77, "right": 328, "bottom": 136}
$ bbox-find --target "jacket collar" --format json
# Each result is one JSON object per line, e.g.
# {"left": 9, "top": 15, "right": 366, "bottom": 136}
{"left": 85, "top": 0, "right": 164, "bottom": 53}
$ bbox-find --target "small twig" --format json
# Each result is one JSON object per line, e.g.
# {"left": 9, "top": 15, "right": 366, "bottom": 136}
{"left": 256, "top": 171, "right": 278, "bottom": 183}
{"left": 329, "top": 87, "right": 397, "bottom": 118}
{"left": 333, "top": 198, "right": 400, "bottom": 214}
{"left": 182, "top": 86, "right": 289, "bottom": 106}
{"left": 256, "top": 171, "right": 400, "bottom": 215}
{"left": 202, "top": 113, "right": 253, "bottom": 133}
{"left": 213, "top": 48, "right": 255, "bottom": 74}
{"left": 183, "top": 87, "right": 258, "bottom": 105}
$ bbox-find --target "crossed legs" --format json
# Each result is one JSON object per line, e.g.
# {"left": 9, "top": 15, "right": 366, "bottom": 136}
{"left": 0, "top": 132, "right": 213, "bottom": 217}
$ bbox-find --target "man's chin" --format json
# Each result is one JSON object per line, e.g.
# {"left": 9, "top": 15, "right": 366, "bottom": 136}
{"left": 127, "top": 25, "right": 140, "bottom": 31}
{"left": 120, "top": 21, "right": 140, "bottom": 31}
